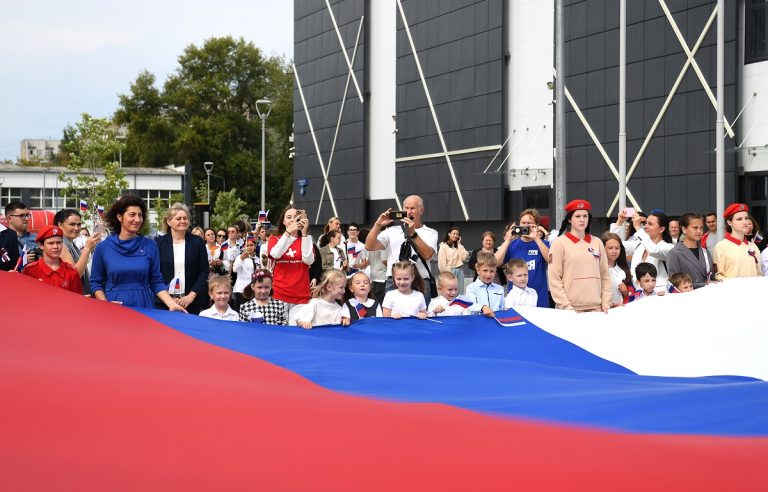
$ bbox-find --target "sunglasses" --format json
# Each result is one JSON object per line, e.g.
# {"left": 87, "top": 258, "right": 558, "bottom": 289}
{"left": 217, "top": 234, "right": 226, "bottom": 238}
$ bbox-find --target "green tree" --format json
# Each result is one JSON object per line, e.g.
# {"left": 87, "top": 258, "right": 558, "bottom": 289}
{"left": 210, "top": 188, "right": 247, "bottom": 230}
{"left": 115, "top": 37, "right": 294, "bottom": 218}
{"left": 58, "top": 113, "right": 128, "bottom": 221}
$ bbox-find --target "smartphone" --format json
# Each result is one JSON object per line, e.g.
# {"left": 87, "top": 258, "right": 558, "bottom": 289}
{"left": 388, "top": 210, "right": 407, "bottom": 220}
{"left": 93, "top": 222, "right": 106, "bottom": 236}
{"left": 624, "top": 207, "right": 635, "bottom": 218}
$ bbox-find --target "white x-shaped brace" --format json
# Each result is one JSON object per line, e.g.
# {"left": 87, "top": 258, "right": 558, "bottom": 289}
{"left": 315, "top": 16, "right": 365, "bottom": 224}
{"left": 561, "top": 2, "right": 735, "bottom": 217}
{"left": 604, "top": 2, "right": 735, "bottom": 217}
{"left": 325, "top": 0, "right": 364, "bottom": 104}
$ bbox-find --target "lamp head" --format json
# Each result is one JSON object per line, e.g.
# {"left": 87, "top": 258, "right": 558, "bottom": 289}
{"left": 203, "top": 161, "right": 214, "bottom": 173}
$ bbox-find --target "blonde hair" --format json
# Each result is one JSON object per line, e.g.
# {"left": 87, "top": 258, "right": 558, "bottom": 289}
{"left": 474, "top": 251, "right": 498, "bottom": 269}
{"left": 669, "top": 272, "right": 693, "bottom": 288}
{"left": 437, "top": 271, "right": 457, "bottom": 287}
{"left": 504, "top": 258, "right": 527, "bottom": 275}
{"left": 312, "top": 270, "right": 347, "bottom": 299}
{"left": 162, "top": 202, "right": 191, "bottom": 234}
{"left": 391, "top": 260, "right": 425, "bottom": 293}
{"left": 207, "top": 275, "right": 231, "bottom": 293}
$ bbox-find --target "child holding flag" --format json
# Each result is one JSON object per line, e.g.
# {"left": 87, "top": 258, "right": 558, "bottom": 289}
{"left": 344, "top": 271, "right": 382, "bottom": 321}
{"left": 428, "top": 272, "right": 470, "bottom": 316}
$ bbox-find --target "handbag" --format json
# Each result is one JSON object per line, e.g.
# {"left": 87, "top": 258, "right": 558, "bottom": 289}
{"left": 398, "top": 226, "right": 438, "bottom": 298}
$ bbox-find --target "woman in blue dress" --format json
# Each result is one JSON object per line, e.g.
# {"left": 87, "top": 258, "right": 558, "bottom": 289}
{"left": 90, "top": 194, "right": 186, "bottom": 312}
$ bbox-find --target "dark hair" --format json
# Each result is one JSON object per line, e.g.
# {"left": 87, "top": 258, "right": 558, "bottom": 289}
{"left": 601, "top": 232, "right": 632, "bottom": 285}
{"left": 442, "top": 226, "right": 460, "bottom": 247}
{"left": 242, "top": 268, "right": 273, "bottom": 300}
{"left": 679, "top": 212, "right": 703, "bottom": 229}
{"left": 635, "top": 262, "right": 657, "bottom": 280}
{"left": 54, "top": 209, "right": 81, "bottom": 226}
{"left": 648, "top": 212, "right": 673, "bottom": 244}
{"left": 626, "top": 211, "right": 648, "bottom": 239}
{"left": 104, "top": 195, "right": 147, "bottom": 235}
{"left": 234, "top": 220, "right": 248, "bottom": 235}
{"left": 276, "top": 205, "right": 298, "bottom": 235}
{"left": 358, "top": 227, "right": 370, "bottom": 243}
{"left": 318, "top": 229, "right": 339, "bottom": 248}
{"left": 347, "top": 222, "right": 360, "bottom": 232}
{"left": 4, "top": 201, "right": 27, "bottom": 216}
{"left": 558, "top": 210, "right": 592, "bottom": 236}
{"left": 391, "top": 260, "right": 425, "bottom": 293}
{"left": 706, "top": 212, "right": 717, "bottom": 219}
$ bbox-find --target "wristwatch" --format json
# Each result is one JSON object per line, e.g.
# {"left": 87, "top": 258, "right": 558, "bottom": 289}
{"left": 410, "top": 231, "right": 418, "bottom": 239}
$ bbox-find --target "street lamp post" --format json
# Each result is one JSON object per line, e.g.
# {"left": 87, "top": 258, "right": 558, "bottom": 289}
{"left": 255, "top": 98, "right": 273, "bottom": 213}
{"left": 204, "top": 161, "right": 214, "bottom": 204}
{"left": 116, "top": 134, "right": 127, "bottom": 168}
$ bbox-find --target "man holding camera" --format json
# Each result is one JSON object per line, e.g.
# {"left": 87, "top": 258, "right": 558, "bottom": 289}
{"left": 365, "top": 195, "right": 439, "bottom": 303}
{"left": 494, "top": 208, "right": 551, "bottom": 308}
{"left": 1, "top": 201, "right": 36, "bottom": 272}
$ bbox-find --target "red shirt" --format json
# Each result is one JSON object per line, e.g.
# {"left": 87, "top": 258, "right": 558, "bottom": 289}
{"left": 23, "top": 259, "right": 83, "bottom": 294}
{"left": 268, "top": 235, "right": 311, "bottom": 304}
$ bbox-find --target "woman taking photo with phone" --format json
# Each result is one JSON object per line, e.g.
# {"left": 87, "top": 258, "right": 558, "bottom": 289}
{"left": 268, "top": 206, "right": 314, "bottom": 325}
{"left": 626, "top": 211, "right": 674, "bottom": 292}
{"left": 54, "top": 208, "right": 103, "bottom": 295}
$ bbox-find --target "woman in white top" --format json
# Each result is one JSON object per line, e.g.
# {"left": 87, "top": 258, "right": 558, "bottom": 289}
{"left": 437, "top": 226, "right": 470, "bottom": 294}
{"left": 203, "top": 228, "right": 225, "bottom": 277}
{"left": 232, "top": 239, "right": 259, "bottom": 310}
{"left": 626, "top": 211, "right": 674, "bottom": 293}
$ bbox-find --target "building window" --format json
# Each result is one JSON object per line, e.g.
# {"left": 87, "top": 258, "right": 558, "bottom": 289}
{"left": 136, "top": 189, "right": 173, "bottom": 209}
{"left": 0, "top": 187, "right": 23, "bottom": 205}
{"left": 746, "top": 0, "right": 768, "bottom": 64}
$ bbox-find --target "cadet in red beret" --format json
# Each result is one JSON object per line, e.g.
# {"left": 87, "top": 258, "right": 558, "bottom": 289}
{"left": 22, "top": 224, "right": 83, "bottom": 294}
{"left": 548, "top": 199, "right": 612, "bottom": 312}
{"left": 713, "top": 203, "right": 761, "bottom": 279}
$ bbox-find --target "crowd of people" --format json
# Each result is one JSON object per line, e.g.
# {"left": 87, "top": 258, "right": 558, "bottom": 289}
{"left": 2, "top": 193, "right": 766, "bottom": 327}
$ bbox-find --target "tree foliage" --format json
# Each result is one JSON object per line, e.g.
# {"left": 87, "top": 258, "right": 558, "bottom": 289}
{"left": 210, "top": 188, "right": 247, "bottom": 231}
{"left": 58, "top": 113, "right": 129, "bottom": 221}
{"left": 114, "top": 36, "right": 294, "bottom": 218}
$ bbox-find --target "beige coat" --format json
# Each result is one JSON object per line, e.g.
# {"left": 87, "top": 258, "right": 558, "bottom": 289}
{"left": 438, "top": 242, "right": 469, "bottom": 272}
{"left": 547, "top": 233, "right": 612, "bottom": 312}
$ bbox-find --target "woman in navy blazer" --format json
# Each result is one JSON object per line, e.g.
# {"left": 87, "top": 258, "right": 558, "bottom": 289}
{"left": 155, "top": 203, "right": 210, "bottom": 314}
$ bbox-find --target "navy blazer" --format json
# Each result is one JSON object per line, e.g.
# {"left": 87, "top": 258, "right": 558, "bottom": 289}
{"left": 155, "top": 232, "right": 210, "bottom": 314}
{"left": 0, "top": 228, "right": 21, "bottom": 272}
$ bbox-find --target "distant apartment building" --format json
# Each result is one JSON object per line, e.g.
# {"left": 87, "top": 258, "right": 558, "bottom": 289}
{"left": 20, "top": 139, "right": 62, "bottom": 162}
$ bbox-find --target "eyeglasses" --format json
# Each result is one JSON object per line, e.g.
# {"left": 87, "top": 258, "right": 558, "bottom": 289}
{"left": 8, "top": 213, "right": 32, "bottom": 219}
{"left": 217, "top": 234, "right": 226, "bottom": 238}
{"left": 347, "top": 228, "right": 358, "bottom": 232}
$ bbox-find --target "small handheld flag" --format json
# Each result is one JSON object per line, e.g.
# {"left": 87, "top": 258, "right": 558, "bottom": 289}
{"left": 347, "top": 243, "right": 357, "bottom": 258}
{"left": 355, "top": 303, "right": 368, "bottom": 318}
{"left": 668, "top": 284, "right": 681, "bottom": 294}
{"left": 79, "top": 200, "right": 88, "bottom": 212}
{"left": 448, "top": 296, "right": 473, "bottom": 309}
{"left": 494, "top": 315, "right": 525, "bottom": 327}
{"left": 258, "top": 210, "right": 269, "bottom": 223}
{"left": 96, "top": 205, "right": 105, "bottom": 217}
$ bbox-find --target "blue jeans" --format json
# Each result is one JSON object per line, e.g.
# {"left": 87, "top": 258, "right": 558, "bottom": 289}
{"left": 385, "top": 276, "right": 432, "bottom": 307}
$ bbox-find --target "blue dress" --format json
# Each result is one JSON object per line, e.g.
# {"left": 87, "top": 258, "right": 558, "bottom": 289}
{"left": 90, "top": 235, "right": 166, "bottom": 308}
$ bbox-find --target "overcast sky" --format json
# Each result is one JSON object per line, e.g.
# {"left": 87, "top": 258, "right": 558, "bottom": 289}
{"left": 0, "top": 0, "right": 293, "bottom": 161}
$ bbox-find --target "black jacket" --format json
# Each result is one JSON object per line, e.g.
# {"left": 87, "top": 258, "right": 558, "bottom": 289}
{"left": 155, "top": 232, "right": 210, "bottom": 314}
{"left": 0, "top": 229, "right": 20, "bottom": 272}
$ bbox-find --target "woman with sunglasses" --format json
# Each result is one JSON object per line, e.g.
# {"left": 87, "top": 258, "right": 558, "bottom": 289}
{"left": 54, "top": 209, "right": 103, "bottom": 295}
{"left": 713, "top": 203, "right": 762, "bottom": 279}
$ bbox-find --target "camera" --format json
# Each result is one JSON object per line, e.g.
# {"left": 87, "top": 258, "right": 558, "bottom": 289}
{"left": 512, "top": 225, "right": 530, "bottom": 236}
{"left": 32, "top": 247, "right": 43, "bottom": 261}
{"left": 389, "top": 210, "right": 407, "bottom": 221}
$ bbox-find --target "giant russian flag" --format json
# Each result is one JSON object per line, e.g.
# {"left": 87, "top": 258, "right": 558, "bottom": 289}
{"left": 1, "top": 272, "right": 766, "bottom": 491}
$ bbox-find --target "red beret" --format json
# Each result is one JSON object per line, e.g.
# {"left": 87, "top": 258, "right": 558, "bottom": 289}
{"left": 35, "top": 225, "right": 64, "bottom": 243}
{"left": 723, "top": 203, "right": 748, "bottom": 219}
{"left": 565, "top": 199, "right": 592, "bottom": 213}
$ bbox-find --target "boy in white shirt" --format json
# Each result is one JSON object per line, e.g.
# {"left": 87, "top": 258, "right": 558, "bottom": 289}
{"left": 199, "top": 275, "right": 240, "bottom": 321}
{"left": 428, "top": 272, "right": 469, "bottom": 316}
{"left": 504, "top": 258, "right": 538, "bottom": 309}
